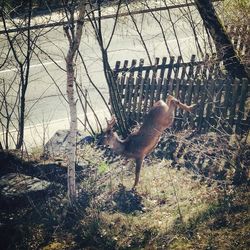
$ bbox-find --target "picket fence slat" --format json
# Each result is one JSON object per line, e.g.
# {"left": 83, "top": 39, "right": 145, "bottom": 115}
{"left": 229, "top": 79, "right": 240, "bottom": 128}
{"left": 127, "top": 77, "right": 135, "bottom": 117}
{"left": 223, "top": 81, "right": 231, "bottom": 119}
{"left": 143, "top": 78, "right": 151, "bottom": 116}
{"left": 132, "top": 59, "right": 144, "bottom": 119}
{"left": 214, "top": 78, "right": 224, "bottom": 119}
{"left": 137, "top": 77, "right": 145, "bottom": 121}
{"left": 162, "top": 78, "right": 169, "bottom": 101}
{"left": 205, "top": 79, "right": 216, "bottom": 131}
{"left": 236, "top": 79, "right": 248, "bottom": 132}
{"left": 120, "top": 60, "right": 129, "bottom": 96}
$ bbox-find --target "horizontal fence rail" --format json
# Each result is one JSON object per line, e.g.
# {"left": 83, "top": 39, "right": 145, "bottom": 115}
{"left": 112, "top": 55, "right": 250, "bottom": 134}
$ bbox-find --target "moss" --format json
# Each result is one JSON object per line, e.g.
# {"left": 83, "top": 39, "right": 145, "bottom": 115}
{"left": 42, "top": 242, "right": 68, "bottom": 250}
{"left": 169, "top": 237, "right": 193, "bottom": 250}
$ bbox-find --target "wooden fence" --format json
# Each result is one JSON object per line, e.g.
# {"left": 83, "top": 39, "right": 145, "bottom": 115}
{"left": 112, "top": 55, "right": 250, "bottom": 134}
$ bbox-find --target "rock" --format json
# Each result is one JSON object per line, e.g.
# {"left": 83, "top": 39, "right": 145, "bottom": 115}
{"left": 0, "top": 173, "right": 53, "bottom": 207}
{"left": 44, "top": 129, "right": 88, "bottom": 156}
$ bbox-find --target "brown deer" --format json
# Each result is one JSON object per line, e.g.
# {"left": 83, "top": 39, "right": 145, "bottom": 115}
{"left": 102, "top": 95, "right": 195, "bottom": 188}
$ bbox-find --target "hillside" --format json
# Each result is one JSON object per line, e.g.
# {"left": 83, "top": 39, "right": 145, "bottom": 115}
{"left": 0, "top": 131, "right": 249, "bottom": 249}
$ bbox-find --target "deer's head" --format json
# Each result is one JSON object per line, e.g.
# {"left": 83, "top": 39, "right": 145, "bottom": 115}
{"left": 101, "top": 115, "right": 118, "bottom": 148}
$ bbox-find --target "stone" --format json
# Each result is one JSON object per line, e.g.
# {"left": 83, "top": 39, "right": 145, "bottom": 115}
{"left": 44, "top": 129, "right": 88, "bottom": 156}
{"left": 0, "top": 173, "right": 53, "bottom": 207}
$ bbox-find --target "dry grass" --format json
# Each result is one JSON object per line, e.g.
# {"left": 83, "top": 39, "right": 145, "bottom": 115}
{"left": 91, "top": 161, "right": 219, "bottom": 249}
{"left": 71, "top": 133, "right": 249, "bottom": 249}
{"left": 0, "top": 131, "right": 249, "bottom": 249}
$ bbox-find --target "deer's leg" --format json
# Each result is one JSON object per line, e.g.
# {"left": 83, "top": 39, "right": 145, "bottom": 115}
{"left": 177, "top": 101, "right": 196, "bottom": 112}
{"left": 167, "top": 95, "right": 196, "bottom": 112}
{"left": 133, "top": 157, "right": 144, "bottom": 188}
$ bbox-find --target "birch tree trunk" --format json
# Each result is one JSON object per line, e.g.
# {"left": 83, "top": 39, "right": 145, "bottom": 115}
{"left": 66, "top": 54, "right": 77, "bottom": 200}
{"left": 64, "top": 1, "right": 86, "bottom": 202}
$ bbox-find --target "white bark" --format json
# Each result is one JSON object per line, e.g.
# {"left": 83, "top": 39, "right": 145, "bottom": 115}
{"left": 66, "top": 59, "right": 77, "bottom": 200}
{"left": 65, "top": 1, "right": 86, "bottom": 202}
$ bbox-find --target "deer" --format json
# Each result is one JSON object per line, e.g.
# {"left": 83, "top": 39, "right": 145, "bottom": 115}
{"left": 101, "top": 95, "right": 196, "bottom": 189}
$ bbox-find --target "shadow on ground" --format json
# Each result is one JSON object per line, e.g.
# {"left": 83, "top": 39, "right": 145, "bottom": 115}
{"left": 103, "top": 184, "right": 144, "bottom": 214}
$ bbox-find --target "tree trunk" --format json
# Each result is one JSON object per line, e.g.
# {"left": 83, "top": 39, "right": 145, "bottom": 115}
{"left": 16, "top": 0, "right": 32, "bottom": 149}
{"left": 66, "top": 56, "right": 77, "bottom": 200}
{"left": 194, "top": 0, "right": 249, "bottom": 79}
{"left": 16, "top": 88, "right": 26, "bottom": 149}
{"left": 16, "top": 106, "right": 25, "bottom": 149}
{"left": 64, "top": 1, "right": 86, "bottom": 202}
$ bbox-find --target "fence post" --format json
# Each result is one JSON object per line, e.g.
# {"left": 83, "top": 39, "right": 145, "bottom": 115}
{"left": 111, "top": 60, "right": 121, "bottom": 115}
{"left": 156, "top": 57, "right": 167, "bottom": 101}
{"left": 126, "top": 59, "right": 137, "bottom": 121}
{"left": 228, "top": 78, "right": 240, "bottom": 131}
{"left": 173, "top": 56, "right": 181, "bottom": 99}
{"left": 202, "top": 54, "right": 209, "bottom": 79}
{"left": 132, "top": 59, "right": 144, "bottom": 120}
{"left": 214, "top": 77, "right": 224, "bottom": 123}
{"left": 236, "top": 78, "right": 248, "bottom": 133}
{"left": 166, "top": 56, "right": 175, "bottom": 96}
{"left": 113, "top": 61, "right": 121, "bottom": 82}
{"left": 149, "top": 58, "right": 159, "bottom": 107}
{"left": 197, "top": 79, "right": 208, "bottom": 132}
{"left": 205, "top": 78, "right": 216, "bottom": 131}
{"left": 119, "top": 60, "right": 129, "bottom": 97}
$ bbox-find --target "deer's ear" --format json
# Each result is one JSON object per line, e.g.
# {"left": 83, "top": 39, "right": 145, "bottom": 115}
{"left": 106, "top": 115, "right": 116, "bottom": 130}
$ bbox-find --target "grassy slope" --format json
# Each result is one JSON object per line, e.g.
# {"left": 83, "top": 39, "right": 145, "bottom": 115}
{"left": 0, "top": 133, "right": 249, "bottom": 250}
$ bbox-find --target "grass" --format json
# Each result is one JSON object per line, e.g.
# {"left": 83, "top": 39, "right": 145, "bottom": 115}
{"left": 0, "top": 132, "right": 249, "bottom": 249}
{"left": 82, "top": 160, "right": 219, "bottom": 249}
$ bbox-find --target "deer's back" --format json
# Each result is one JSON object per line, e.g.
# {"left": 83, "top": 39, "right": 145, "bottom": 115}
{"left": 123, "top": 130, "right": 161, "bottom": 158}
{"left": 142, "top": 100, "right": 175, "bottom": 131}
{"left": 124, "top": 100, "right": 174, "bottom": 158}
